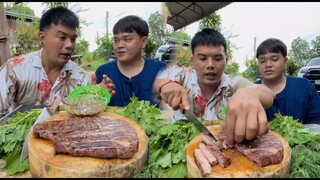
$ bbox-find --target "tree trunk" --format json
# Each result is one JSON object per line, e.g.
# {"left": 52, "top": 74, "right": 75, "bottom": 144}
{"left": 0, "top": 2, "right": 10, "bottom": 66}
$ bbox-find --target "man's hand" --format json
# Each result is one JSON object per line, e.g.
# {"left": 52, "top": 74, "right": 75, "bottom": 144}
{"left": 156, "top": 79, "right": 190, "bottom": 110}
{"left": 224, "top": 87, "right": 269, "bottom": 148}
{"left": 96, "top": 74, "right": 116, "bottom": 97}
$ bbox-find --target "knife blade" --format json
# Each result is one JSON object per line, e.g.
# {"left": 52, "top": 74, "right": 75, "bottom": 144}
{"left": 184, "top": 109, "right": 222, "bottom": 145}
{"left": 20, "top": 96, "right": 61, "bottom": 162}
{"left": 0, "top": 105, "right": 44, "bottom": 123}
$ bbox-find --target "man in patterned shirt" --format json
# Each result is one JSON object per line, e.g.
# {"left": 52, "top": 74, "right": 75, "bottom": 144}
{"left": 153, "top": 28, "right": 274, "bottom": 147}
{"left": 0, "top": 6, "right": 115, "bottom": 115}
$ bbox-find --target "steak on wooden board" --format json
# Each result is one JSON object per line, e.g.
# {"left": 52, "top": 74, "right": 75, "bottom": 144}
{"left": 33, "top": 116, "right": 139, "bottom": 159}
{"left": 195, "top": 131, "right": 284, "bottom": 175}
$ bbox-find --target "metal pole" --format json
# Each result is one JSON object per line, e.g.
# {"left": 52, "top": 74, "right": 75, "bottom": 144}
{"left": 106, "top": 11, "right": 109, "bottom": 36}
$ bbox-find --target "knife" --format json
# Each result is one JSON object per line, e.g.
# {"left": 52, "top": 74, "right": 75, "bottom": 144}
{"left": 0, "top": 105, "right": 44, "bottom": 123}
{"left": 183, "top": 109, "right": 222, "bottom": 145}
{"left": 20, "top": 96, "right": 61, "bottom": 162}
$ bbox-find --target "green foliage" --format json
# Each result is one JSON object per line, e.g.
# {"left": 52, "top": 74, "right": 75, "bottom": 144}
{"left": 199, "top": 12, "right": 221, "bottom": 31}
{"left": 94, "top": 33, "right": 114, "bottom": 60}
{"left": 134, "top": 121, "right": 200, "bottom": 178}
{"left": 148, "top": 11, "right": 166, "bottom": 48}
{"left": 6, "top": 3, "right": 35, "bottom": 16}
{"left": 268, "top": 113, "right": 320, "bottom": 178}
{"left": 118, "top": 97, "right": 167, "bottom": 136}
{"left": 310, "top": 35, "right": 320, "bottom": 58}
{"left": 176, "top": 47, "right": 192, "bottom": 67}
{"left": 242, "top": 57, "right": 259, "bottom": 81}
{"left": 288, "top": 37, "right": 312, "bottom": 68}
{"left": 286, "top": 59, "right": 300, "bottom": 75}
{"left": 169, "top": 29, "right": 192, "bottom": 41}
{"left": 225, "top": 60, "right": 240, "bottom": 76}
{"left": 75, "top": 38, "right": 89, "bottom": 56}
{"left": 144, "top": 39, "right": 158, "bottom": 58}
{"left": 0, "top": 109, "right": 42, "bottom": 176}
{"left": 81, "top": 52, "right": 106, "bottom": 71}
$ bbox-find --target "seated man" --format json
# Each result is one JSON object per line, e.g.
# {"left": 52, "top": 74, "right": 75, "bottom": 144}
{"left": 153, "top": 28, "right": 274, "bottom": 147}
{"left": 255, "top": 38, "right": 320, "bottom": 124}
{"left": 94, "top": 15, "right": 166, "bottom": 107}
{"left": 0, "top": 6, "right": 115, "bottom": 116}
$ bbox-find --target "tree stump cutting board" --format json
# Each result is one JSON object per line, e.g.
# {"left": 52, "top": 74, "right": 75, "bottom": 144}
{"left": 28, "top": 112, "right": 148, "bottom": 178}
{"left": 186, "top": 125, "right": 291, "bottom": 178}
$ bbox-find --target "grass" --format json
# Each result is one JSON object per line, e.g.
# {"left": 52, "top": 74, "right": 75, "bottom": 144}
{"left": 80, "top": 53, "right": 108, "bottom": 71}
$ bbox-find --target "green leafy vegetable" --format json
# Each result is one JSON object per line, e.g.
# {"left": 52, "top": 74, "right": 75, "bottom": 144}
{"left": 108, "top": 97, "right": 167, "bottom": 135}
{"left": 0, "top": 109, "right": 41, "bottom": 176}
{"left": 269, "top": 112, "right": 320, "bottom": 178}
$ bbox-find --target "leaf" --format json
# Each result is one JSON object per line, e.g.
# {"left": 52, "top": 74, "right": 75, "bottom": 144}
{"left": 5, "top": 152, "right": 29, "bottom": 176}
{"left": 164, "top": 161, "right": 187, "bottom": 178}
{"left": 158, "top": 152, "right": 172, "bottom": 168}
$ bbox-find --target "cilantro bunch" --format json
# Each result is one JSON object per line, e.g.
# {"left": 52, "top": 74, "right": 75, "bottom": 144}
{"left": 0, "top": 109, "right": 41, "bottom": 176}
{"left": 268, "top": 112, "right": 320, "bottom": 178}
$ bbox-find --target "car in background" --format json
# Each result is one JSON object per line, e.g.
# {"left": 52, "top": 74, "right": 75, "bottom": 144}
{"left": 297, "top": 57, "right": 320, "bottom": 94}
{"left": 154, "top": 44, "right": 174, "bottom": 61}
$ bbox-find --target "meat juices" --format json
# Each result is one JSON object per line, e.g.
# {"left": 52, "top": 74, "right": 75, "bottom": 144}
{"left": 33, "top": 116, "right": 139, "bottom": 159}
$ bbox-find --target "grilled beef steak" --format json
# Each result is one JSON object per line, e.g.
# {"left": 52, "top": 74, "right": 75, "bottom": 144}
{"left": 234, "top": 131, "right": 284, "bottom": 167}
{"left": 33, "top": 116, "right": 139, "bottom": 159}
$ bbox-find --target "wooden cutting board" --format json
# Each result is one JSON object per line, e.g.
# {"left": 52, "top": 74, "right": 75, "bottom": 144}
{"left": 28, "top": 112, "right": 148, "bottom": 178}
{"left": 186, "top": 125, "right": 291, "bottom": 178}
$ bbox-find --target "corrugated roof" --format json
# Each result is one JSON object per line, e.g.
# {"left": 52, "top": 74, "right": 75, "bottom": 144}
{"left": 164, "top": 2, "right": 232, "bottom": 31}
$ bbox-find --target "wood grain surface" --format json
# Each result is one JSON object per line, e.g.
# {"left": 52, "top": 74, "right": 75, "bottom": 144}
{"left": 186, "top": 125, "right": 291, "bottom": 178}
{"left": 28, "top": 112, "right": 148, "bottom": 178}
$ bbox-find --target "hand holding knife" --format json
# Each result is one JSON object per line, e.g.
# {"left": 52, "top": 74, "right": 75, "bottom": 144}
{"left": 179, "top": 104, "right": 223, "bottom": 145}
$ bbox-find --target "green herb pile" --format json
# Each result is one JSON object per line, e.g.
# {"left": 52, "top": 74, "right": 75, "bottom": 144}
{"left": 0, "top": 109, "right": 41, "bottom": 176}
{"left": 107, "top": 97, "right": 167, "bottom": 136}
{"left": 133, "top": 121, "right": 200, "bottom": 178}
{"left": 269, "top": 113, "right": 320, "bottom": 178}
{"left": 108, "top": 97, "right": 200, "bottom": 178}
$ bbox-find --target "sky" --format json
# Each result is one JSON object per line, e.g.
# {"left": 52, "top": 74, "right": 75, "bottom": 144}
{"left": 26, "top": 2, "right": 320, "bottom": 72}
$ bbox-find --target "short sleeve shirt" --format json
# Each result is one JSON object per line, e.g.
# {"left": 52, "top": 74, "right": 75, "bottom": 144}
{"left": 0, "top": 49, "right": 89, "bottom": 114}
{"left": 157, "top": 67, "right": 248, "bottom": 121}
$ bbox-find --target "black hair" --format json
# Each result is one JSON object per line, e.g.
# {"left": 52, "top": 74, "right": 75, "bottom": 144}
{"left": 256, "top": 38, "right": 287, "bottom": 59}
{"left": 113, "top": 15, "right": 149, "bottom": 37}
{"left": 191, "top": 28, "right": 227, "bottom": 55}
{"left": 39, "top": 6, "right": 79, "bottom": 32}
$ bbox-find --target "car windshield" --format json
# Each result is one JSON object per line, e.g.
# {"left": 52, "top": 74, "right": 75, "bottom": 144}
{"left": 307, "top": 58, "right": 320, "bottom": 66}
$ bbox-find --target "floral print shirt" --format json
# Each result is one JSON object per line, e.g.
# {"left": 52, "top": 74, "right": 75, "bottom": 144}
{"left": 157, "top": 66, "right": 250, "bottom": 121}
{"left": 0, "top": 49, "right": 89, "bottom": 114}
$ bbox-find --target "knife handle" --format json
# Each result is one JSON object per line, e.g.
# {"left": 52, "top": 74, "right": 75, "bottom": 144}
{"left": 47, "top": 96, "right": 61, "bottom": 114}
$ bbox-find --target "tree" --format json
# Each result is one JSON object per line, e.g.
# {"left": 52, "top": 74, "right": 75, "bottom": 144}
{"left": 225, "top": 60, "right": 240, "bottom": 76}
{"left": 242, "top": 57, "right": 259, "bottom": 82}
{"left": 288, "top": 37, "right": 312, "bottom": 67}
{"left": 5, "top": 2, "right": 35, "bottom": 15}
{"left": 75, "top": 38, "right": 89, "bottom": 56}
{"left": 94, "top": 33, "right": 114, "bottom": 60}
{"left": 199, "top": 12, "right": 221, "bottom": 31}
{"left": 5, "top": 3, "right": 39, "bottom": 56}
{"left": 147, "top": 11, "right": 166, "bottom": 58}
{"left": 286, "top": 58, "right": 299, "bottom": 76}
{"left": 311, "top": 35, "right": 320, "bottom": 58}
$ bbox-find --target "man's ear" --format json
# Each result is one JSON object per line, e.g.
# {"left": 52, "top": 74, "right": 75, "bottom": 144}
{"left": 141, "top": 36, "right": 148, "bottom": 49}
{"left": 38, "top": 31, "right": 45, "bottom": 47}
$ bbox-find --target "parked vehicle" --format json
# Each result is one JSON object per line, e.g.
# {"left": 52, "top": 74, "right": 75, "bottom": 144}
{"left": 297, "top": 57, "right": 320, "bottom": 93}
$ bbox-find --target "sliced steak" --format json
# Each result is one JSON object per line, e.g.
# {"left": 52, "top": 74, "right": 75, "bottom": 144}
{"left": 206, "top": 143, "right": 231, "bottom": 168}
{"left": 194, "top": 149, "right": 212, "bottom": 176}
{"left": 33, "top": 116, "right": 139, "bottom": 159}
{"left": 198, "top": 142, "right": 218, "bottom": 166}
{"left": 234, "top": 131, "right": 284, "bottom": 167}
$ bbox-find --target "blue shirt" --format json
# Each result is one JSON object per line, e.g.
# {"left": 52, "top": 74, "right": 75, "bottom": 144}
{"left": 255, "top": 76, "right": 320, "bottom": 124}
{"left": 95, "top": 58, "right": 166, "bottom": 107}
